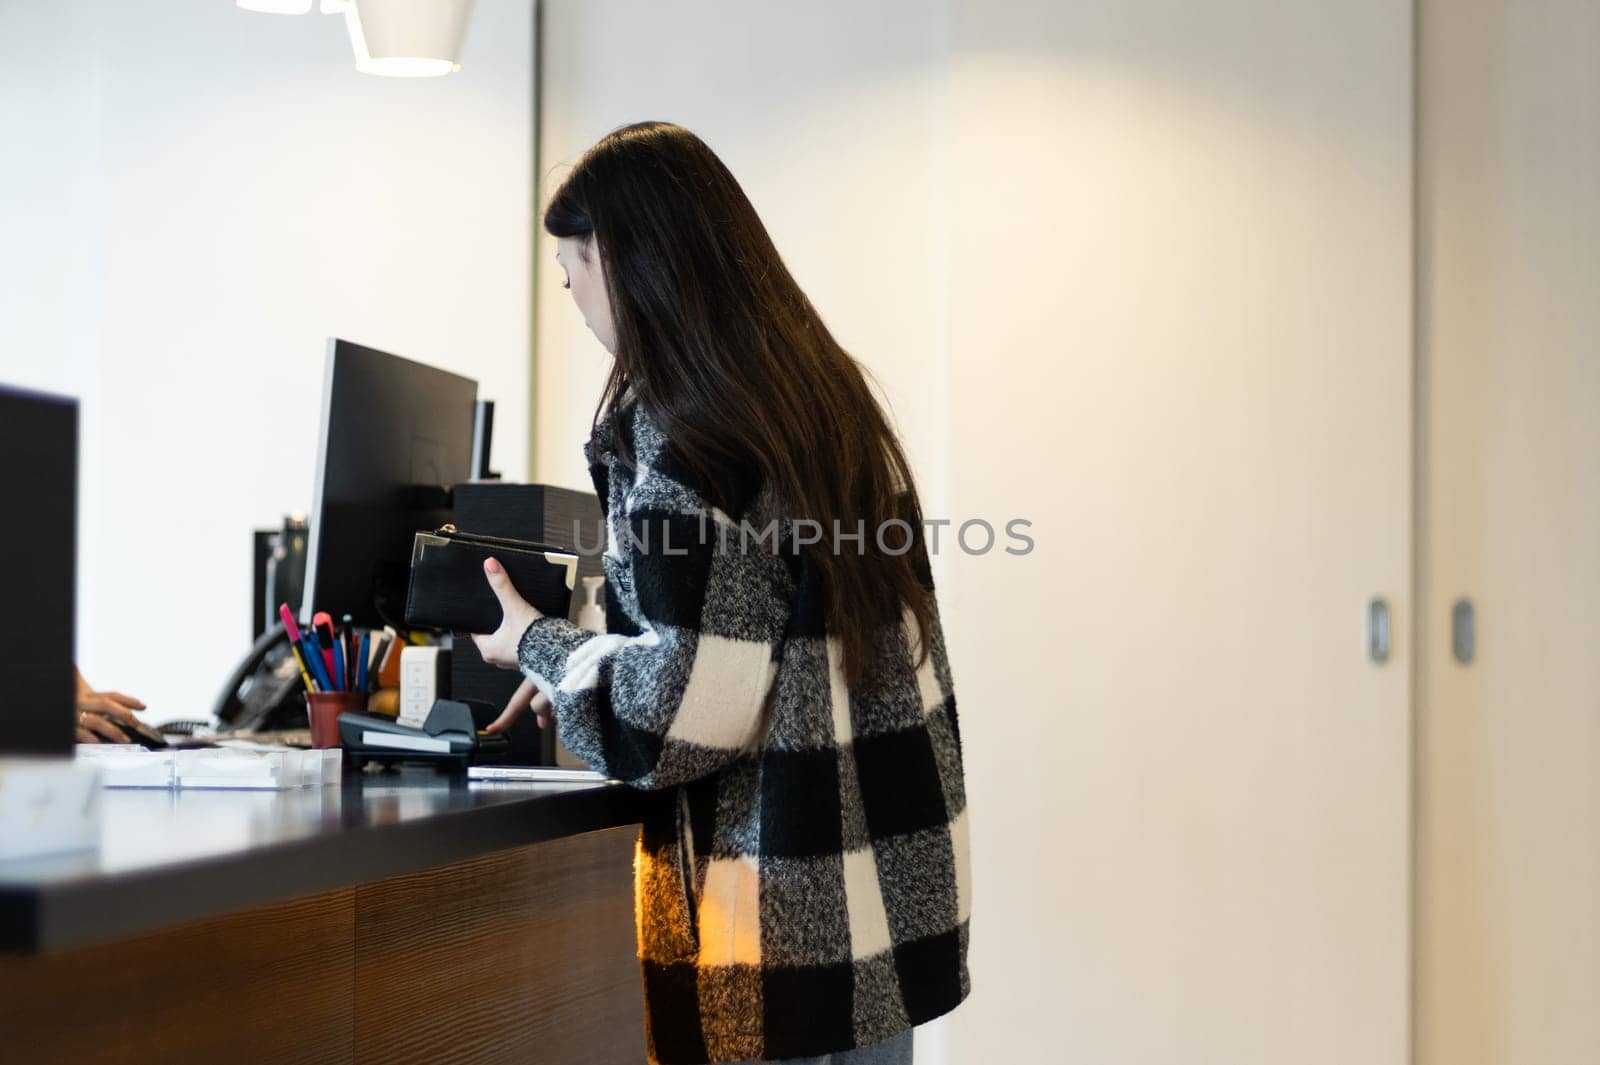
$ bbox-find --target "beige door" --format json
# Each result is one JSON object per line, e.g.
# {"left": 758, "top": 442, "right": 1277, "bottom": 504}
{"left": 937, "top": 1, "right": 1414, "bottom": 1062}
{"left": 1416, "top": 3, "right": 1600, "bottom": 1063}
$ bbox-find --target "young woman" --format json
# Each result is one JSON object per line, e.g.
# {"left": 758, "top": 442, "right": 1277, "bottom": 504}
{"left": 471, "top": 121, "right": 970, "bottom": 1065}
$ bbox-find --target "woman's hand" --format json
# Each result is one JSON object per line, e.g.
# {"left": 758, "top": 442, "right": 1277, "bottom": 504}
{"left": 470, "top": 557, "right": 542, "bottom": 670}
{"left": 484, "top": 678, "right": 553, "bottom": 734}
{"left": 76, "top": 710, "right": 131, "bottom": 744}
{"left": 74, "top": 668, "right": 145, "bottom": 743}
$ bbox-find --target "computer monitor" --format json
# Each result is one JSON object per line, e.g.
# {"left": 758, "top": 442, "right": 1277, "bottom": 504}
{"left": 301, "top": 339, "right": 478, "bottom": 629}
{"left": 0, "top": 386, "right": 77, "bottom": 754}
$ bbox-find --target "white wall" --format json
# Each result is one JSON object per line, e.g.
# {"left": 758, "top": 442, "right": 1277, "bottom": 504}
{"left": 0, "top": 0, "right": 533, "bottom": 721}
{"left": 533, "top": 0, "right": 950, "bottom": 506}
{"left": 942, "top": 4, "right": 1412, "bottom": 1062}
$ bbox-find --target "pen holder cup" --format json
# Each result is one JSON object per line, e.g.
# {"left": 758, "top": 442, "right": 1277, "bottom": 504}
{"left": 306, "top": 691, "right": 368, "bottom": 749}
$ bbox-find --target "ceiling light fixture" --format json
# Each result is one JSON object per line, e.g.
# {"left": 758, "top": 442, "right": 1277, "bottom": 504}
{"left": 343, "top": 0, "right": 475, "bottom": 78}
{"left": 236, "top": 0, "right": 474, "bottom": 77}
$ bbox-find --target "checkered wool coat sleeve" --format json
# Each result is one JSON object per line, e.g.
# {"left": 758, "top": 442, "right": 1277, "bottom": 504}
{"left": 515, "top": 402, "right": 971, "bottom": 1065}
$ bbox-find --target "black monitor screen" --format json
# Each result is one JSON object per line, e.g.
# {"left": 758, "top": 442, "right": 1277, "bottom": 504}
{"left": 0, "top": 386, "right": 76, "bottom": 754}
{"left": 302, "top": 340, "right": 477, "bottom": 629}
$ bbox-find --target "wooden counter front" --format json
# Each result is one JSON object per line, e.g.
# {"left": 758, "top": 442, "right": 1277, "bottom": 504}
{"left": 0, "top": 826, "right": 646, "bottom": 1064}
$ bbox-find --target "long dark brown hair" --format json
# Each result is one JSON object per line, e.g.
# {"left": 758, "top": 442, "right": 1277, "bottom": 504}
{"left": 543, "top": 121, "right": 932, "bottom": 686}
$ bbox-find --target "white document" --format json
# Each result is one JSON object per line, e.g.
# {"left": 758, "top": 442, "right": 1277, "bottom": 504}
{"left": 466, "top": 765, "right": 609, "bottom": 783}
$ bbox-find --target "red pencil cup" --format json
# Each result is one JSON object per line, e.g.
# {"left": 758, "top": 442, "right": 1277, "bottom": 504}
{"left": 306, "top": 690, "right": 369, "bottom": 749}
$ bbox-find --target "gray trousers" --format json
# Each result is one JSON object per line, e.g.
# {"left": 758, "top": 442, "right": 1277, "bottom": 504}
{"left": 732, "top": 1028, "right": 914, "bottom": 1065}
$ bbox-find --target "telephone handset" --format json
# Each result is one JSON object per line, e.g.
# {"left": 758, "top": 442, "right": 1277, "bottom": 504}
{"left": 210, "top": 622, "right": 308, "bottom": 732}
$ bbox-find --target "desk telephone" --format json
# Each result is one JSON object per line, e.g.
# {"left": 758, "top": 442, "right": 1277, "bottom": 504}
{"left": 211, "top": 622, "right": 306, "bottom": 733}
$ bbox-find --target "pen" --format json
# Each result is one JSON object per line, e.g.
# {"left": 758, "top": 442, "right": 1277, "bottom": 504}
{"left": 371, "top": 627, "right": 397, "bottom": 690}
{"left": 301, "top": 632, "right": 334, "bottom": 692}
{"left": 313, "top": 612, "right": 338, "bottom": 685}
{"left": 356, "top": 631, "right": 370, "bottom": 693}
{"left": 370, "top": 628, "right": 386, "bottom": 665}
{"left": 278, "top": 603, "right": 305, "bottom": 644}
{"left": 278, "top": 604, "right": 317, "bottom": 693}
{"left": 289, "top": 640, "right": 317, "bottom": 693}
{"left": 341, "top": 615, "right": 356, "bottom": 690}
{"left": 331, "top": 633, "right": 346, "bottom": 693}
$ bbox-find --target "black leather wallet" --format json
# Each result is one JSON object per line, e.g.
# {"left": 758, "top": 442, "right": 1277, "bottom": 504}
{"left": 404, "top": 525, "right": 580, "bottom": 634}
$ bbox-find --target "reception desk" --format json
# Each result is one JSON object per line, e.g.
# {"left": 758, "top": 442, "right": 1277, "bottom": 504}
{"left": 0, "top": 767, "right": 656, "bottom": 1064}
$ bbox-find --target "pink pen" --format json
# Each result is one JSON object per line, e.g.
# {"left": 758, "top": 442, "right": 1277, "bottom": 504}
{"left": 278, "top": 602, "right": 304, "bottom": 645}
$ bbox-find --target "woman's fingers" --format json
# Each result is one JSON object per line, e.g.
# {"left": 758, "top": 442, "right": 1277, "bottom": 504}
{"left": 484, "top": 682, "right": 557, "bottom": 732}
{"left": 101, "top": 691, "right": 146, "bottom": 711}
{"left": 482, "top": 557, "right": 529, "bottom": 612}
{"left": 530, "top": 689, "right": 553, "bottom": 729}
{"left": 80, "top": 693, "right": 139, "bottom": 726}
{"left": 79, "top": 711, "right": 128, "bottom": 743}
{"left": 474, "top": 558, "right": 542, "bottom": 669}
{"left": 484, "top": 679, "right": 536, "bottom": 734}
{"left": 75, "top": 725, "right": 100, "bottom": 744}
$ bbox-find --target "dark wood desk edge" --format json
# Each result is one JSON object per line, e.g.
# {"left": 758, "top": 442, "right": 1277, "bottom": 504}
{"left": 0, "top": 783, "right": 658, "bottom": 954}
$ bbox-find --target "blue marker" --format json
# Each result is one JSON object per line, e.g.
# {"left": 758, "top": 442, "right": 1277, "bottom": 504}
{"left": 331, "top": 636, "right": 347, "bottom": 693}
{"left": 301, "top": 634, "right": 335, "bottom": 692}
{"left": 356, "top": 631, "right": 370, "bottom": 693}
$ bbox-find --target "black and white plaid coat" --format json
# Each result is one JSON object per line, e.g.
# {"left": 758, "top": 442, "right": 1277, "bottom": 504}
{"left": 516, "top": 400, "right": 971, "bottom": 1064}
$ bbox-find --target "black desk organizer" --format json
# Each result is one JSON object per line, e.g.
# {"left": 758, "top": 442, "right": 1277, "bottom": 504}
{"left": 444, "top": 483, "right": 603, "bottom": 765}
{"left": 338, "top": 698, "right": 509, "bottom": 772}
